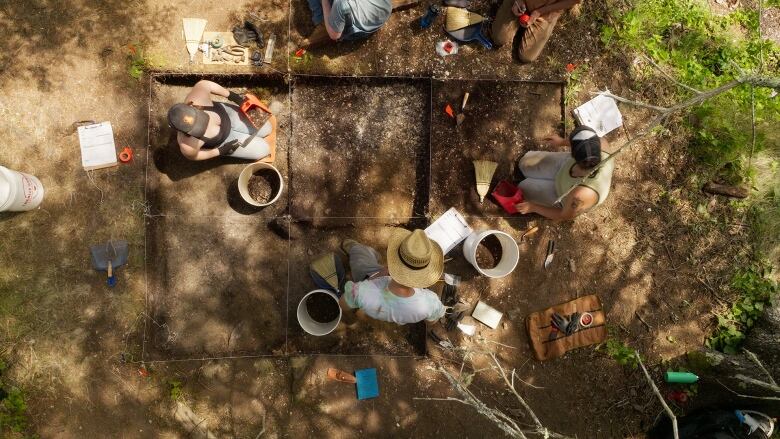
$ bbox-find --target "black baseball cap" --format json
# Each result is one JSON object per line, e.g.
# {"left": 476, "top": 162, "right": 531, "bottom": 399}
{"left": 569, "top": 125, "right": 601, "bottom": 168}
{"left": 167, "top": 103, "right": 209, "bottom": 138}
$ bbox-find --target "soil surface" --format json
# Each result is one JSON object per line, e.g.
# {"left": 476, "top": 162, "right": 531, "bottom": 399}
{"left": 246, "top": 105, "right": 271, "bottom": 129}
{"left": 475, "top": 233, "right": 503, "bottom": 269}
{"left": 290, "top": 76, "right": 430, "bottom": 220}
{"left": 0, "top": 0, "right": 769, "bottom": 437}
{"left": 248, "top": 169, "right": 280, "bottom": 204}
{"left": 306, "top": 292, "right": 340, "bottom": 323}
{"left": 430, "top": 79, "right": 564, "bottom": 216}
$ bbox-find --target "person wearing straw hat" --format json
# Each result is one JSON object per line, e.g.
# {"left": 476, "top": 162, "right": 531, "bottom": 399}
{"left": 491, "top": 0, "right": 580, "bottom": 63}
{"left": 513, "top": 125, "right": 614, "bottom": 220}
{"left": 337, "top": 229, "right": 447, "bottom": 325}
{"left": 168, "top": 80, "right": 279, "bottom": 161}
{"left": 304, "top": 0, "right": 392, "bottom": 46}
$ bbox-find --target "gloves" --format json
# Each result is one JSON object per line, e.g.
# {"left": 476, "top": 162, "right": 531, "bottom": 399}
{"left": 227, "top": 91, "right": 245, "bottom": 106}
{"left": 218, "top": 139, "right": 240, "bottom": 156}
{"left": 551, "top": 312, "right": 581, "bottom": 336}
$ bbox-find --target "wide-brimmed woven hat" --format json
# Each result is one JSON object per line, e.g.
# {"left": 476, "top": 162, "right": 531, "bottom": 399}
{"left": 387, "top": 228, "right": 444, "bottom": 288}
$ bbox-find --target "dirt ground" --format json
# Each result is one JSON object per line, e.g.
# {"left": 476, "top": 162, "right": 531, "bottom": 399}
{"left": 0, "top": 0, "right": 771, "bottom": 437}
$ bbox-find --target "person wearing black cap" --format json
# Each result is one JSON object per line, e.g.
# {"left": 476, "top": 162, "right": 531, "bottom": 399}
{"left": 513, "top": 125, "right": 614, "bottom": 220}
{"left": 168, "top": 80, "right": 277, "bottom": 161}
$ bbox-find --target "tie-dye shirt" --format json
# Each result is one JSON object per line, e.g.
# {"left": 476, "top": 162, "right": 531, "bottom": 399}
{"left": 343, "top": 276, "right": 446, "bottom": 325}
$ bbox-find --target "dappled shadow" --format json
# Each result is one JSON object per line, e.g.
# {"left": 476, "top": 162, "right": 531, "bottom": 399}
{"left": 286, "top": 219, "right": 427, "bottom": 356}
{"left": 147, "top": 74, "right": 290, "bottom": 218}
{"left": 429, "top": 78, "right": 566, "bottom": 216}
{"left": 145, "top": 216, "right": 288, "bottom": 360}
{"left": 289, "top": 75, "right": 430, "bottom": 220}
{"left": 0, "top": 0, "right": 174, "bottom": 88}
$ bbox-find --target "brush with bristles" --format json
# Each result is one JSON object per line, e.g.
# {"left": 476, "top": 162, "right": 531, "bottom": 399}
{"left": 473, "top": 160, "right": 498, "bottom": 203}
{"left": 182, "top": 18, "right": 208, "bottom": 63}
{"left": 310, "top": 253, "right": 340, "bottom": 292}
{"left": 444, "top": 7, "right": 485, "bottom": 32}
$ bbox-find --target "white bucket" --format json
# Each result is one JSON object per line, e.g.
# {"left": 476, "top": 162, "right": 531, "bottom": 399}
{"left": 0, "top": 166, "right": 44, "bottom": 212}
{"left": 297, "top": 289, "right": 342, "bottom": 336}
{"left": 463, "top": 230, "right": 519, "bottom": 278}
{"left": 237, "top": 162, "right": 283, "bottom": 207}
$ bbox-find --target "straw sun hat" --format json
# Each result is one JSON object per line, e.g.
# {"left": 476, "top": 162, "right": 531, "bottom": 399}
{"left": 386, "top": 229, "right": 444, "bottom": 289}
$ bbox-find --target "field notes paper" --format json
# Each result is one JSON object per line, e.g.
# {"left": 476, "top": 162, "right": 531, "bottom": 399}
{"left": 573, "top": 90, "right": 623, "bottom": 137}
{"left": 78, "top": 122, "right": 118, "bottom": 170}
{"left": 425, "top": 207, "right": 472, "bottom": 255}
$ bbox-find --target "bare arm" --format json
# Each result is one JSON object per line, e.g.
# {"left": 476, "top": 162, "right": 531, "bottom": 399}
{"left": 178, "top": 132, "right": 220, "bottom": 161}
{"left": 184, "top": 80, "right": 231, "bottom": 106}
{"left": 515, "top": 186, "right": 597, "bottom": 221}
{"left": 322, "top": 0, "right": 343, "bottom": 40}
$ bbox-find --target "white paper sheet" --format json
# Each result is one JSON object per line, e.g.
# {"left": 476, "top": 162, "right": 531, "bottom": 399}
{"left": 78, "top": 122, "right": 117, "bottom": 170}
{"left": 425, "top": 207, "right": 472, "bottom": 255}
{"left": 471, "top": 300, "right": 503, "bottom": 329}
{"left": 573, "top": 91, "right": 623, "bottom": 137}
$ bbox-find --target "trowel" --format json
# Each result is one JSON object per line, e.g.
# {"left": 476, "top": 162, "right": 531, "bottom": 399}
{"left": 90, "top": 240, "right": 129, "bottom": 287}
{"left": 543, "top": 239, "right": 555, "bottom": 269}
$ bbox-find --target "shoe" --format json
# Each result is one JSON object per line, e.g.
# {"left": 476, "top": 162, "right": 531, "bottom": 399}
{"left": 511, "top": 158, "right": 526, "bottom": 183}
{"left": 341, "top": 239, "right": 358, "bottom": 255}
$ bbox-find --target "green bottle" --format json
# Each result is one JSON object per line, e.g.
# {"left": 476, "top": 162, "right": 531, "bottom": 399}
{"left": 665, "top": 371, "right": 699, "bottom": 384}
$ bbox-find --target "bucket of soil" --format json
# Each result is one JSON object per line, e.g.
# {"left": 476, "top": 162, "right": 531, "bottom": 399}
{"left": 238, "top": 162, "right": 283, "bottom": 207}
{"left": 462, "top": 230, "right": 519, "bottom": 278}
{"left": 297, "top": 289, "right": 342, "bottom": 336}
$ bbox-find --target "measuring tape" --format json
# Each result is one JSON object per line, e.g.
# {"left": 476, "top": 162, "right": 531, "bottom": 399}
{"left": 119, "top": 147, "right": 133, "bottom": 163}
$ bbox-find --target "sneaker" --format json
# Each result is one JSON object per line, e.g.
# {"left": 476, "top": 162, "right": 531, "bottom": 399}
{"left": 341, "top": 239, "right": 359, "bottom": 255}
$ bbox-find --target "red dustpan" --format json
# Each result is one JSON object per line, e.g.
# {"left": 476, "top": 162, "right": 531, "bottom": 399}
{"left": 491, "top": 180, "right": 523, "bottom": 214}
{"left": 239, "top": 93, "right": 271, "bottom": 128}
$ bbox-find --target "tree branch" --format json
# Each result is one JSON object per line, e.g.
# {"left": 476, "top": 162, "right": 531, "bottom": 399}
{"left": 641, "top": 54, "right": 703, "bottom": 94}
{"left": 636, "top": 351, "right": 678, "bottom": 439}
{"left": 734, "top": 374, "right": 780, "bottom": 393}
{"left": 716, "top": 379, "right": 780, "bottom": 401}
{"left": 743, "top": 349, "right": 777, "bottom": 386}
{"left": 554, "top": 74, "right": 779, "bottom": 206}
{"left": 591, "top": 90, "right": 669, "bottom": 112}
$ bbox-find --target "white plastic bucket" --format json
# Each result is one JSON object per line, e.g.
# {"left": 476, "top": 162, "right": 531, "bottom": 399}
{"left": 462, "top": 230, "right": 519, "bottom": 278}
{"left": 0, "top": 166, "right": 44, "bottom": 212}
{"left": 297, "top": 289, "right": 342, "bottom": 336}
{"left": 237, "top": 162, "right": 283, "bottom": 207}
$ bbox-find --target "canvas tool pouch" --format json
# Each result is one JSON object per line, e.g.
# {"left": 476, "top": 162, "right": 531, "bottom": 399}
{"left": 526, "top": 294, "right": 606, "bottom": 361}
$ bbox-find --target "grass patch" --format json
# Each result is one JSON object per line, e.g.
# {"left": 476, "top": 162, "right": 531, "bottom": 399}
{"left": 0, "top": 360, "right": 30, "bottom": 435}
{"left": 598, "top": 338, "right": 640, "bottom": 369}
{"left": 602, "top": 0, "right": 780, "bottom": 181}
{"left": 706, "top": 264, "right": 779, "bottom": 354}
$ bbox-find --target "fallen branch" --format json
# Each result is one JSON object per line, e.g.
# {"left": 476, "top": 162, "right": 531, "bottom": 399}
{"left": 635, "top": 311, "right": 652, "bottom": 331}
{"left": 716, "top": 379, "right": 780, "bottom": 401}
{"left": 743, "top": 349, "right": 777, "bottom": 386}
{"left": 702, "top": 182, "right": 749, "bottom": 199}
{"left": 635, "top": 351, "right": 678, "bottom": 439}
{"left": 418, "top": 345, "right": 572, "bottom": 439}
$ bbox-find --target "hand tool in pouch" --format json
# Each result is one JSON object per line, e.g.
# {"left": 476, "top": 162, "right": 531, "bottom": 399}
{"left": 543, "top": 239, "right": 555, "bottom": 269}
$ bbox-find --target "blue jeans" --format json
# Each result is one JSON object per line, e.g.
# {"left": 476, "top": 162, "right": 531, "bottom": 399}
{"left": 306, "top": 0, "right": 374, "bottom": 41}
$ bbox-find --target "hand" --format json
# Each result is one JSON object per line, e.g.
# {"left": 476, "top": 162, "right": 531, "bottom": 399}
{"left": 218, "top": 139, "right": 240, "bottom": 156}
{"left": 542, "top": 133, "right": 566, "bottom": 147}
{"left": 527, "top": 9, "right": 541, "bottom": 25}
{"left": 515, "top": 202, "right": 535, "bottom": 214}
{"left": 227, "top": 90, "right": 245, "bottom": 106}
{"left": 511, "top": 0, "right": 526, "bottom": 16}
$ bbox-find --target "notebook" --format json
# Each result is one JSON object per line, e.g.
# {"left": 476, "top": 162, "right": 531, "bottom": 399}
{"left": 572, "top": 91, "right": 623, "bottom": 137}
{"left": 78, "top": 122, "right": 118, "bottom": 170}
{"left": 425, "top": 207, "right": 473, "bottom": 255}
{"left": 355, "top": 368, "right": 379, "bottom": 400}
